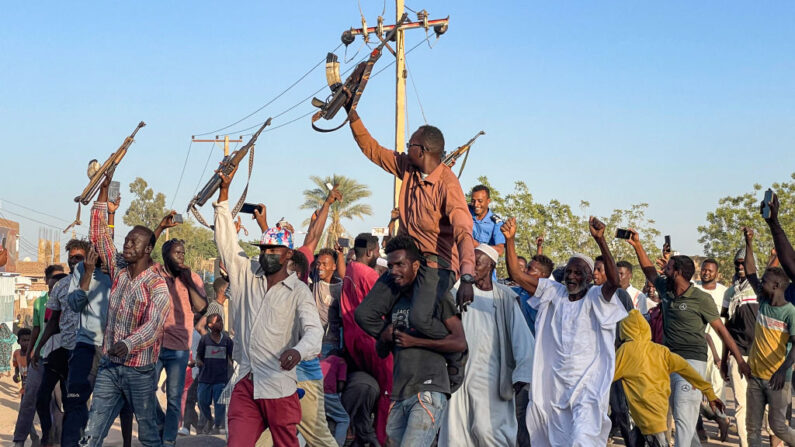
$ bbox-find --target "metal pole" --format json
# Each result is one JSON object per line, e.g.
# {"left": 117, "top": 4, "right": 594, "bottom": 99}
{"left": 394, "top": 0, "right": 406, "bottom": 210}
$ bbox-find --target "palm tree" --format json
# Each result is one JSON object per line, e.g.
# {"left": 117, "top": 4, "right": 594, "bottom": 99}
{"left": 301, "top": 174, "right": 373, "bottom": 248}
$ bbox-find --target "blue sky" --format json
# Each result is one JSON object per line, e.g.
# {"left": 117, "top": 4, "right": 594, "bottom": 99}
{"left": 1, "top": 1, "right": 793, "bottom": 262}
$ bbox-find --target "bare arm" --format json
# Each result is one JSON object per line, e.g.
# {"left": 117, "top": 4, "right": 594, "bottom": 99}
{"left": 394, "top": 315, "right": 467, "bottom": 353}
{"left": 304, "top": 187, "right": 342, "bottom": 254}
{"left": 153, "top": 211, "right": 180, "bottom": 241}
{"left": 627, "top": 229, "right": 659, "bottom": 283}
{"left": 590, "top": 217, "right": 619, "bottom": 300}
{"left": 710, "top": 318, "right": 751, "bottom": 378}
{"left": 501, "top": 218, "right": 539, "bottom": 294}
{"left": 770, "top": 334, "right": 795, "bottom": 390}
{"left": 764, "top": 194, "right": 795, "bottom": 281}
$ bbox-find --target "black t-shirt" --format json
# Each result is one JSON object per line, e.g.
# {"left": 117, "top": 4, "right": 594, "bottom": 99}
{"left": 390, "top": 293, "right": 457, "bottom": 400}
{"left": 723, "top": 283, "right": 759, "bottom": 356}
{"left": 197, "top": 332, "right": 233, "bottom": 384}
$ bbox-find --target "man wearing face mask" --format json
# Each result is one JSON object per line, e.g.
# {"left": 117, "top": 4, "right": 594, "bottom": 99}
{"left": 627, "top": 230, "right": 751, "bottom": 447}
{"left": 152, "top": 234, "right": 207, "bottom": 446}
{"left": 213, "top": 164, "right": 322, "bottom": 447}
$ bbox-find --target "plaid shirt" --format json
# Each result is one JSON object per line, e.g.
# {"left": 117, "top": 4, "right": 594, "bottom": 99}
{"left": 90, "top": 202, "right": 171, "bottom": 367}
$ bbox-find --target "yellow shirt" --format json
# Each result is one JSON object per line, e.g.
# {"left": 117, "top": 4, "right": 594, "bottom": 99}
{"left": 748, "top": 301, "right": 795, "bottom": 380}
{"left": 614, "top": 310, "right": 718, "bottom": 435}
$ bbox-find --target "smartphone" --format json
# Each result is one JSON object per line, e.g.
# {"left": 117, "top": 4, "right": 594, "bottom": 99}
{"left": 664, "top": 235, "right": 671, "bottom": 252}
{"left": 762, "top": 188, "right": 774, "bottom": 219}
{"left": 615, "top": 228, "right": 632, "bottom": 239}
{"left": 338, "top": 237, "right": 350, "bottom": 248}
{"left": 325, "top": 182, "right": 334, "bottom": 191}
{"left": 239, "top": 203, "right": 262, "bottom": 214}
{"left": 173, "top": 213, "right": 184, "bottom": 224}
{"left": 108, "top": 181, "right": 120, "bottom": 203}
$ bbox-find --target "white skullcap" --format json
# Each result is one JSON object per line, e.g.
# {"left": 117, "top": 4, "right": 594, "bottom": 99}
{"left": 567, "top": 253, "right": 595, "bottom": 273}
{"left": 376, "top": 257, "right": 388, "bottom": 268}
{"left": 475, "top": 244, "right": 499, "bottom": 264}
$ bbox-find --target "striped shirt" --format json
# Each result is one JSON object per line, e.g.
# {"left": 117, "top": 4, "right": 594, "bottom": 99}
{"left": 90, "top": 202, "right": 171, "bottom": 367}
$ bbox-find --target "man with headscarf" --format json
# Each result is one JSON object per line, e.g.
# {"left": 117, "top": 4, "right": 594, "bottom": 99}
{"left": 438, "top": 244, "right": 534, "bottom": 446}
{"left": 502, "top": 216, "right": 628, "bottom": 446}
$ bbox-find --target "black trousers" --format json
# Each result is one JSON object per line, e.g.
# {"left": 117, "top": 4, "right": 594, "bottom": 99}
{"left": 610, "top": 380, "right": 636, "bottom": 447}
{"left": 36, "top": 347, "right": 69, "bottom": 444}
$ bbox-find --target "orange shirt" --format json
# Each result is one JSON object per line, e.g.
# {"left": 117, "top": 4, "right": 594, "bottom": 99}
{"left": 350, "top": 114, "right": 475, "bottom": 276}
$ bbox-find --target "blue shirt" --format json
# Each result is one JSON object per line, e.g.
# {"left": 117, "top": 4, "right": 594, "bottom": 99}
{"left": 513, "top": 285, "right": 537, "bottom": 336}
{"left": 471, "top": 207, "right": 506, "bottom": 246}
{"left": 296, "top": 357, "right": 324, "bottom": 382}
{"left": 67, "top": 262, "right": 112, "bottom": 347}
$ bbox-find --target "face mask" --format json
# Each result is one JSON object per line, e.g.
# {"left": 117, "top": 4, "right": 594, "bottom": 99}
{"left": 259, "top": 253, "right": 283, "bottom": 275}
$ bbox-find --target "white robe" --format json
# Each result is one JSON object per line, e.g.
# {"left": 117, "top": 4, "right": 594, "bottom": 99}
{"left": 439, "top": 285, "right": 535, "bottom": 447}
{"left": 526, "top": 279, "right": 627, "bottom": 447}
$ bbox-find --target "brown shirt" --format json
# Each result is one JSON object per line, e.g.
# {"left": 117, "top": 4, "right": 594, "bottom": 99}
{"left": 350, "top": 114, "right": 475, "bottom": 276}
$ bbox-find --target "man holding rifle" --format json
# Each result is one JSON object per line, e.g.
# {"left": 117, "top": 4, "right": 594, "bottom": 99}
{"left": 81, "top": 173, "right": 171, "bottom": 447}
{"left": 212, "top": 163, "right": 322, "bottom": 446}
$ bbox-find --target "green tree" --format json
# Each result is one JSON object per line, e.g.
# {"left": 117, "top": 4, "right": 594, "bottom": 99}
{"left": 476, "top": 176, "right": 659, "bottom": 283}
{"left": 698, "top": 173, "right": 795, "bottom": 283}
{"left": 301, "top": 174, "right": 372, "bottom": 249}
{"left": 122, "top": 177, "right": 258, "bottom": 270}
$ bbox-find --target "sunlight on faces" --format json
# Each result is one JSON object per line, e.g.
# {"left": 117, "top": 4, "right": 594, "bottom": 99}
{"left": 617, "top": 266, "right": 632, "bottom": 289}
{"left": 700, "top": 262, "right": 718, "bottom": 283}
{"left": 316, "top": 253, "right": 335, "bottom": 283}
{"left": 123, "top": 229, "right": 152, "bottom": 263}
{"left": 592, "top": 260, "right": 606, "bottom": 286}
{"left": 474, "top": 250, "right": 495, "bottom": 282}
{"left": 470, "top": 190, "right": 490, "bottom": 219}
{"left": 387, "top": 249, "right": 420, "bottom": 288}
{"left": 564, "top": 258, "right": 592, "bottom": 295}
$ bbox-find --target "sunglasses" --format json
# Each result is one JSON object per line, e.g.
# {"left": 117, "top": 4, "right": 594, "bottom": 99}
{"left": 406, "top": 142, "right": 426, "bottom": 152}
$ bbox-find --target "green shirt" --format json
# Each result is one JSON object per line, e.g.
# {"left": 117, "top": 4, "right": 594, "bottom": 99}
{"left": 32, "top": 293, "right": 48, "bottom": 351}
{"left": 748, "top": 301, "right": 795, "bottom": 380}
{"left": 655, "top": 276, "right": 721, "bottom": 361}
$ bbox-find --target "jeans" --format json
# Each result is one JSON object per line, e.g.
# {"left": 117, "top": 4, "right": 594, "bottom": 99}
{"left": 37, "top": 347, "right": 69, "bottom": 445}
{"left": 13, "top": 361, "right": 43, "bottom": 442}
{"left": 197, "top": 382, "right": 226, "bottom": 429}
{"left": 670, "top": 358, "right": 706, "bottom": 447}
{"left": 324, "top": 393, "right": 350, "bottom": 446}
{"left": 746, "top": 376, "right": 795, "bottom": 446}
{"left": 80, "top": 359, "right": 160, "bottom": 447}
{"left": 155, "top": 348, "right": 189, "bottom": 445}
{"left": 62, "top": 343, "right": 101, "bottom": 446}
{"left": 386, "top": 391, "right": 448, "bottom": 447}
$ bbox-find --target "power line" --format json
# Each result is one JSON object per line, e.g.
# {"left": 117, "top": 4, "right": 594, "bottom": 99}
{"left": 193, "top": 44, "right": 343, "bottom": 137}
{"left": 0, "top": 198, "right": 73, "bottom": 224}
{"left": 170, "top": 139, "right": 193, "bottom": 209}
{"left": 0, "top": 208, "right": 64, "bottom": 231}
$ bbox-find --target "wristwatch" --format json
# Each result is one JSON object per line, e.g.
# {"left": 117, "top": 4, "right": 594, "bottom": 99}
{"left": 460, "top": 274, "right": 475, "bottom": 284}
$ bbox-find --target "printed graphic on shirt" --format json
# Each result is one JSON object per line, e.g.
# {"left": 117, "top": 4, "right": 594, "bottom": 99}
{"left": 205, "top": 345, "right": 227, "bottom": 360}
{"left": 748, "top": 302, "right": 795, "bottom": 380}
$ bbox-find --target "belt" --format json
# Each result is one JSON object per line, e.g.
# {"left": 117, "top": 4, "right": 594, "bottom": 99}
{"left": 422, "top": 253, "right": 451, "bottom": 270}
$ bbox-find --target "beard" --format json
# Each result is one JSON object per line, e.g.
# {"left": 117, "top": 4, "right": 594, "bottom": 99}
{"left": 665, "top": 275, "right": 676, "bottom": 291}
{"left": 165, "top": 256, "right": 185, "bottom": 276}
{"left": 259, "top": 253, "right": 283, "bottom": 275}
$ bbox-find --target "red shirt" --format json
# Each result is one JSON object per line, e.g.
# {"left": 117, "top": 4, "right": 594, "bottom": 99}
{"left": 320, "top": 354, "right": 347, "bottom": 394}
{"left": 341, "top": 261, "right": 379, "bottom": 352}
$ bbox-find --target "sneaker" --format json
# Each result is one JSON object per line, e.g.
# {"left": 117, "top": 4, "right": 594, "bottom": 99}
{"left": 211, "top": 426, "right": 221, "bottom": 435}
{"left": 178, "top": 427, "right": 190, "bottom": 436}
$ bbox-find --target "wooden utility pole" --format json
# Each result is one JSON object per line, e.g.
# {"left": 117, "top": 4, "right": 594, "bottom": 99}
{"left": 344, "top": 6, "right": 449, "bottom": 209}
{"left": 190, "top": 135, "right": 244, "bottom": 156}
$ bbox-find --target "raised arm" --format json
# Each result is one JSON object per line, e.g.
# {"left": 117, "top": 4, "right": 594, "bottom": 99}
{"left": 501, "top": 218, "right": 539, "bottom": 294}
{"left": 742, "top": 227, "right": 762, "bottom": 293}
{"left": 764, "top": 193, "right": 795, "bottom": 281}
{"left": 303, "top": 186, "right": 342, "bottom": 254}
{"left": 212, "top": 163, "right": 253, "bottom": 278}
{"left": 153, "top": 211, "right": 180, "bottom": 241}
{"left": 68, "top": 254, "right": 95, "bottom": 313}
{"left": 91, "top": 174, "right": 119, "bottom": 278}
{"left": 627, "top": 229, "right": 659, "bottom": 283}
{"left": 348, "top": 112, "right": 405, "bottom": 177}
{"left": 590, "top": 217, "right": 619, "bottom": 300}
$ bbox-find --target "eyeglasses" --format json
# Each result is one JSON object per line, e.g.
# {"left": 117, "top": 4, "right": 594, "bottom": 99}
{"left": 406, "top": 142, "right": 426, "bottom": 152}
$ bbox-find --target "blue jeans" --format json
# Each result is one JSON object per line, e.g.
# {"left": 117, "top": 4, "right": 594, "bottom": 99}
{"left": 670, "top": 359, "right": 706, "bottom": 447}
{"left": 62, "top": 343, "right": 100, "bottom": 447}
{"left": 324, "top": 393, "right": 350, "bottom": 446}
{"left": 197, "top": 382, "right": 226, "bottom": 429}
{"left": 81, "top": 359, "right": 159, "bottom": 447}
{"left": 155, "top": 348, "right": 189, "bottom": 445}
{"left": 386, "top": 391, "right": 448, "bottom": 447}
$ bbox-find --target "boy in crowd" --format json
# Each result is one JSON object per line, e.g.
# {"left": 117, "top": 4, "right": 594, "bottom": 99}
{"left": 13, "top": 328, "right": 32, "bottom": 396}
{"left": 196, "top": 312, "right": 233, "bottom": 434}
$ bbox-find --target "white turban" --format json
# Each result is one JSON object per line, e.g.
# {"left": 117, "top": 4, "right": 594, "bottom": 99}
{"left": 475, "top": 244, "right": 499, "bottom": 265}
{"left": 567, "top": 253, "right": 595, "bottom": 273}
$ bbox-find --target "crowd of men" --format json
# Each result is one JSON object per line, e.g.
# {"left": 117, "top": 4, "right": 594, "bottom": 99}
{"left": 9, "top": 109, "right": 795, "bottom": 447}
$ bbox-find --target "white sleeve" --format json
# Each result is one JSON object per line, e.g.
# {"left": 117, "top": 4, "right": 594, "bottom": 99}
{"left": 292, "top": 288, "right": 323, "bottom": 362}
{"left": 529, "top": 278, "right": 566, "bottom": 309}
{"left": 509, "top": 298, "right": 535, "bottom": 384}
{"left": 590, "top": 286, "right": 629, "bottom": 328}
{"left": 213, "top": 200, "right": 254, "bottom": 287}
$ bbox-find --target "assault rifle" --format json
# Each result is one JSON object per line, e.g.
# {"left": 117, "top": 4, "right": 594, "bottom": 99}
{"left": 442, "top": 130, "right": 485, "bottom": 178}
{"left": 311, "top": 13, "right": 409, "bottom": 132}
{"left": 188, "top": 118, "right": 272, "bottom": 228}
{"left": 64, "top": 121, "right": 146, "bottom": 232}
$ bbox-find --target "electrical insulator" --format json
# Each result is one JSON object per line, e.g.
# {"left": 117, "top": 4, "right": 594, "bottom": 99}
{"left": 341, "top": 29, "right": 355, "bottom": 46}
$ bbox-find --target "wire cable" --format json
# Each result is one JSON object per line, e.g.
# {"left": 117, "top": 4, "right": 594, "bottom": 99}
{"left": 169, "top": 139, "right": 193, "bottom": 209}
{"left": 405, "top": 61, "right": 428, "bottom": 124}
{"left": 0, "top": 199, "right": 73, "bottom": 224}
{"left": 193, "top": 44, "right": 343, "bottom": 137}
